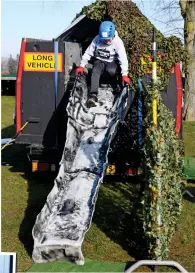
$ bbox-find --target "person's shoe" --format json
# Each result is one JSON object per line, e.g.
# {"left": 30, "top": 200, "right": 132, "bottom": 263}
{"left": 86, "top": 94, "right": 98, "bottom": 108}
{"left": 113, "top": 85, "right": 121, "bottom": 95}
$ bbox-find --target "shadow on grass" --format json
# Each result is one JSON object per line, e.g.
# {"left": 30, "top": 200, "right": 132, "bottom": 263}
{"left": 1, "top": 124, "right": 15, "bottom": 139}
{"left": 93, "top": 179, "right": 148, "bottom": 260}
{"left": 1, "top": 125, "right": 55, "bottom": 257}
{"left": 18, "top": 172, "right": 55, "bottom": 257}
{"left": 3, "top": 151, "right": 55, "bottom": 257}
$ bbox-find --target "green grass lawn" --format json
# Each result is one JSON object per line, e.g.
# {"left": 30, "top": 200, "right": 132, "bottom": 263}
{"left": 1, "top": 96, "right": 195, "bottom": 272}
{"left": 183, "top": 121, "right": 195, "bottom": 156}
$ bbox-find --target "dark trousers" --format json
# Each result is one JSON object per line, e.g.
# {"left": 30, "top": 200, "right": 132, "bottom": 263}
{"left": 90, "top": 59, "right": 120, "bottom": 95}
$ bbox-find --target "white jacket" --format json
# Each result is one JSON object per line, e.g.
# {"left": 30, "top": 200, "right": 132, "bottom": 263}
{"left": 80, "top": 31, "right": 128, "bottom": 76}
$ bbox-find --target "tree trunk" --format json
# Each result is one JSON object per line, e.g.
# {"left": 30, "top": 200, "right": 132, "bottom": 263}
{"left": 180, "top": 0, "right": 195, "bottom": 121}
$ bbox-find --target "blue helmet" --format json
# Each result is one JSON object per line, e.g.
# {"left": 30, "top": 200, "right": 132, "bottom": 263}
{"left": 99, "top": 21, "right": 115, "bottom": 40}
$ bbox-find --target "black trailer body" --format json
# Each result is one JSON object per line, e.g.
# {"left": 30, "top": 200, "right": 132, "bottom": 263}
{"left": 16, "top": 40, "right": 81, "bottom": 147}
{"left": 15, "top": 39, "right": 82, "bottom": 171}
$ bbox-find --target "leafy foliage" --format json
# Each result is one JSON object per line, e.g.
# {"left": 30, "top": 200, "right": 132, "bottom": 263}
{"left": 141, "top": 82, "right": 184, "bottom": 259}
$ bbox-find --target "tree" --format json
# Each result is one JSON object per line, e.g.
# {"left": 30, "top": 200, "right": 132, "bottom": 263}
{"left": 136, "top": 0, "right": 195, "bottom": 120}
{"left": 1, "top": 58, "right": 8, "bottom": 73}
{"left": 180, "top": 1, "right": 195, "bottom": 120}
{"left": 7, "top": 54, "right": 18, "bottom": 74}
{"left": 16, "top": 54, "right": 20, "bottom": 65}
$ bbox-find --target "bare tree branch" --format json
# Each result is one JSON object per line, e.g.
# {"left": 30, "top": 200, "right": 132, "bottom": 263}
{"left": 134, "top": 0, "right": 184, "bottom": 39}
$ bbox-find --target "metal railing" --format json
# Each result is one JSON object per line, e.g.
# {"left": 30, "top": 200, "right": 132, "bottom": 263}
{"left": 125, "top": 260, "right": 188, "bottom": 273}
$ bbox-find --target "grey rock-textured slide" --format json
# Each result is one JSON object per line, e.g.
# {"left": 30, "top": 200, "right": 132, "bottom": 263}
{"left": 32, "top": 76, "right": 131, "bottom": 265}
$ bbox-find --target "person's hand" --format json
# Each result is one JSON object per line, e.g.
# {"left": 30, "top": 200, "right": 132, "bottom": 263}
{"left": 75, "top": 66, "right": 84, "bottom": 75}
{"left": 122, "top": 75, "right": 130, "bottom": 85}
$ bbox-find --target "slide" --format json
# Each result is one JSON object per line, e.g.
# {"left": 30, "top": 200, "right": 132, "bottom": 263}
{"left": 32, "top": 75, "right": 131, "bottom": 265}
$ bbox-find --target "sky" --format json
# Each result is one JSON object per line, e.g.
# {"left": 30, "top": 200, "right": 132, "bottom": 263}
{"left": 1, "top": 0, "right": 184, "bottom": 58}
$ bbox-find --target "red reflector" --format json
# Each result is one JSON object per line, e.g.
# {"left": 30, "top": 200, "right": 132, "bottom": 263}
{"left": 39, "top": 162, "right": 49, "bottom": 171}
{"left": 127, "top": 168, "right": 137, "bottom": 175}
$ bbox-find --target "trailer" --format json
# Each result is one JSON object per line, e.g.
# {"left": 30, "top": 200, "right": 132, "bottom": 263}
{"left": 14, "top": 15, "right": 183, "bottom": 177}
